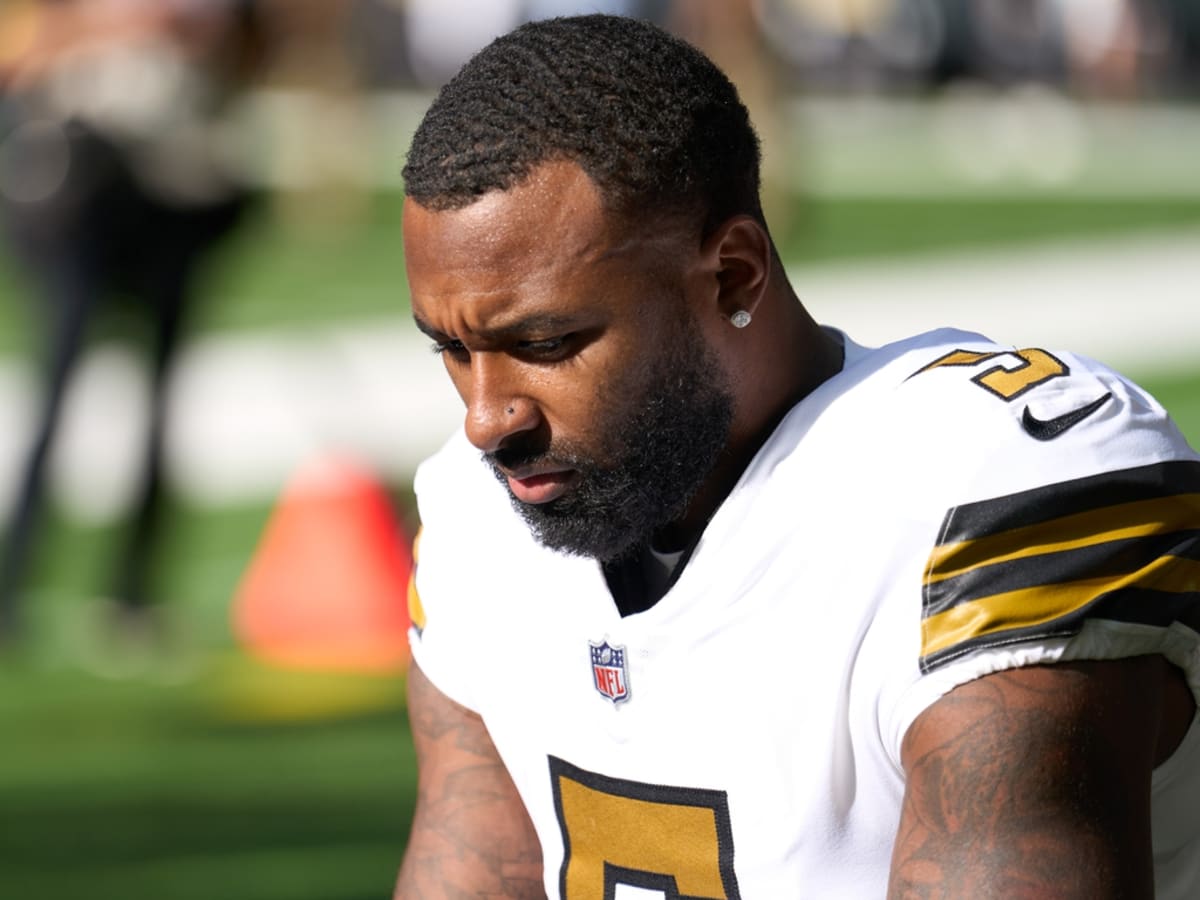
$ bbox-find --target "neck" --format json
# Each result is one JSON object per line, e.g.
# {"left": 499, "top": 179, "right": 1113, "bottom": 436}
{"left": 656, "top": 289, "right": 844, "bottom": 552}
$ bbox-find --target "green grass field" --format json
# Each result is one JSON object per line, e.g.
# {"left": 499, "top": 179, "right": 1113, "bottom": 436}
{"left": 2, "top": 188, "right": 1199, "bottom": 899}
{"left": 0, "top": 662, "right": 413, "bottom": 900}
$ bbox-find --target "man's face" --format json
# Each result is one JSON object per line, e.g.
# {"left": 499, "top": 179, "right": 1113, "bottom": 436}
{"left": 403, "top": 161, "right": 734, "bottom": 562}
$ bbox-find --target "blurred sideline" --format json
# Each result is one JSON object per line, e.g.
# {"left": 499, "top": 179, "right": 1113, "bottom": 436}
{"left": 0, "top": 226, "right": 1197, "bottom": 521}
{"left": 187, "top": 92, "right": 1200, "bottom": 200}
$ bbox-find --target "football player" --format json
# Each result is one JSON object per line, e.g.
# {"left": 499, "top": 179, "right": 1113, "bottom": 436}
{"left": 394, "top": 15, "right": 1200, "bottom": 899}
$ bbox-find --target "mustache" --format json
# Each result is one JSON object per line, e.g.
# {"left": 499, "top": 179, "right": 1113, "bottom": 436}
{"left": 488, "top": 441, "right": 554, "bottom": 473}
{"left": 488, "top": 438, "right": 593, "bottom": 474}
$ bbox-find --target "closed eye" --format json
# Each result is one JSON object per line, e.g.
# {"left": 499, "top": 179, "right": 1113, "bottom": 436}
{"left": 514, "top": 334, "right": 585, "bottom": 364}
{"left": 430, "top": 339, "right": 467, "bottom": 358}
{"left": 517, "top": 336, "right": 567, "bottom": 356}
{"left": 427, "top": 330, "right": 589, "bottom": 364}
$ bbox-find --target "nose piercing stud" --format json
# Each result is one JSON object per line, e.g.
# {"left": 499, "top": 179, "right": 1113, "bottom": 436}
{"left": 506, "top": 406, "right": 515, "bottom": 415}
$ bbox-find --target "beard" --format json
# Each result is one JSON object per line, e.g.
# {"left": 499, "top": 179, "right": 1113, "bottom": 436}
{"left": 485, "top": 328, "right": 734, "bottom": 563}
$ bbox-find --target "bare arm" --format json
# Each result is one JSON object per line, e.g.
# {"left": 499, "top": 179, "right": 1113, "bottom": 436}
{"left": 395, "top": 661, "right": 545, "bottom": 899}
{"left": 888, "top": 655, "right": 1193, "bottom": 900}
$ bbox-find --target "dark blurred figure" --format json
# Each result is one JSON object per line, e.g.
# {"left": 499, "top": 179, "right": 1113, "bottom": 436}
{"left": 0, "top": 0, "right": 265, "bottom": 639}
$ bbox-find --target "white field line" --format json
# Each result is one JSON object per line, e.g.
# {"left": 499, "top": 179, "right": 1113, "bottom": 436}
{"left": 0, "top": 229, "right": 1197, "bottom": 520}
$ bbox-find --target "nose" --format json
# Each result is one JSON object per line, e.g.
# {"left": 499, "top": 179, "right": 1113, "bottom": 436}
{"left": 462, "top": 353, "right": 539, "bottom": 453}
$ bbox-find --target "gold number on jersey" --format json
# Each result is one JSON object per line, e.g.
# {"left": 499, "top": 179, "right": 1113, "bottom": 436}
{"left": 914, "top": 348, "right": 1068, "bottom": 401}
{"left": 549, "top": 756, "right": 742, "bottom": 899}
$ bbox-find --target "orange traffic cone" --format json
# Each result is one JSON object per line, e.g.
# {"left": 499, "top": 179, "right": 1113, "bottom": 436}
{"left": 231, "top": 456, "right": 414, "bottom": 673}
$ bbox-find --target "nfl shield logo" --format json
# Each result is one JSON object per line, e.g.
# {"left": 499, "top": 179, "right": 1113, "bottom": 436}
{"left": 589, "top": 640, "right": 630, "bottom": 705}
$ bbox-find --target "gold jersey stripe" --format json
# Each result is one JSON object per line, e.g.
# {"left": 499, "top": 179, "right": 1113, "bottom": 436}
{"left": 921, "top": 553, "right": 1200, "bottom": 658}
{"left": 407, "top": 527, "right": 426, "bottom": 634}
{"left": 926, "top": 493, "right": 1200, "bottom": 585}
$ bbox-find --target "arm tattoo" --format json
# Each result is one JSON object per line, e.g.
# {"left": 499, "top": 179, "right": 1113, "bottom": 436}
{"left": 889, "top": 665, "right": 1155, "bottom": 900}
{"left": 396, "top": 666, "right": 545, "bottom": 899}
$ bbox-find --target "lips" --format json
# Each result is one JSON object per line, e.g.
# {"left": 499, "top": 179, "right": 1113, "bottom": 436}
{"left": 505, "top": 468, "right": 578, "bottom": 504}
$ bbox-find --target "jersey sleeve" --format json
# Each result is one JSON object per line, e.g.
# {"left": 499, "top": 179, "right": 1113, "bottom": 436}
{"left": 407, "top": 529, "right": 483, "bottom": 713}
{"left": 882, "top": 342, "right": 1200, "bottom": 761}
{"left": 919, "top": 458, "right": 1200, "bottom": 673}
{"left": 405, "top": 432, "right": 494, "bottom": 713}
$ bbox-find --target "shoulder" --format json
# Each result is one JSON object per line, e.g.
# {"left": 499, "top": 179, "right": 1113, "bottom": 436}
{"left": 891, "top": 330, "right": 1181, "bottom": 449}
{"left": 857, "top": 330, "right": 1195, "bottom": 509}
{"left": 782, "top": 328, "right": 1195, "bottom": 531}
{"left": 893, "top": 333, "right": 1200, "bottom": 648}
{"left": 407, "top": 430, "right": 544, "bottom": 708}
{"left": 414, "top": 428, "right": 506, "bottom": 520}
{"left": 411, "top": 427, "right": 550, "bottom": 592}
{"left": 852, "top": 332, "right": 1200, "bottom": 738}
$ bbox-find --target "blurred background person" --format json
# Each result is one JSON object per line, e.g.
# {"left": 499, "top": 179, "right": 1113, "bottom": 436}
{"left": 0, "top": 0, "right": 265, "bottom": 640}
{"left": 254, "top": 0, "right": 373, "bottom": 231}
{"left": 669, "top": 0, "right": 795, "bottom": 238}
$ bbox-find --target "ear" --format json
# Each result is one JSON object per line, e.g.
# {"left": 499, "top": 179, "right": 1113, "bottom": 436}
{"left": 699, "top": 215, "right": 772, "bottom": 324}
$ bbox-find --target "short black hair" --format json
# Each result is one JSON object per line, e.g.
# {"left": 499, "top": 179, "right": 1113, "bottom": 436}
{"left": 402, "top": 14, "right": 763, "bottom": 237}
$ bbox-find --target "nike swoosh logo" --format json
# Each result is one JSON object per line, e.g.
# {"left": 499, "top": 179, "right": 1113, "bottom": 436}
{"left": 1021, "top": 392, "right": 1113, "bottom": 441}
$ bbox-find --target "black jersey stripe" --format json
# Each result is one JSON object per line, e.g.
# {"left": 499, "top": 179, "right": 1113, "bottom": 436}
{"left": 927, "top": 494, "right": 1200, "bottom": 585}
{"left": 925, "top": 529, "right": 1200, "bottom": 617}
{"left": 921, "top": 585, "right": 1200, "bottom": 672}
{"left": 937, "top": 460, "right": 1200, "bottom": 546}
{"left": 920, "top": 553, "right": 1200, "bottom": 668}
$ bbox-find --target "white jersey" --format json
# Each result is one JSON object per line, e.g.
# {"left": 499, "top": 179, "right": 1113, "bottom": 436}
{"left": 409, "top": 328, "right": 1200, "bottom": 899}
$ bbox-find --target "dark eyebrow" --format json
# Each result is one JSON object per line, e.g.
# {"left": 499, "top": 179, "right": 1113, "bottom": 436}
{"left": 412, "top": 314, "right": 443, "bottom": 340}
{"left": 412, "top": 312, "right": 579, "bottom": 342}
